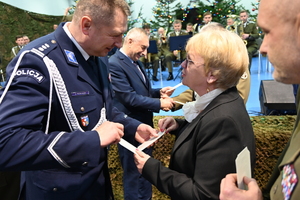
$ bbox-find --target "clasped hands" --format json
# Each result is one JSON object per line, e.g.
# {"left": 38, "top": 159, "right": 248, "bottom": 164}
{"left": 160, "top": 86, "right": 175, "bottom": 111}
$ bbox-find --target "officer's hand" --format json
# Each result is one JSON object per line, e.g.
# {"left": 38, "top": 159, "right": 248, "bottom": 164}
{"left": 158, "top": 117, "right": 178, "bottom": 133}
{"left": 95, "top": 121, "right": 124, "bottom": 147}
{"left": 160, "top": 86, "right": 174, "bottom": 97}
{"left": 135, "top": 124, "right": 158, "bottom": 143}
{"left": 160, "top": 97, "right": 174, "bottom": 111}
{"left": 220, "top": 174, "right": 263, "bottom": 200}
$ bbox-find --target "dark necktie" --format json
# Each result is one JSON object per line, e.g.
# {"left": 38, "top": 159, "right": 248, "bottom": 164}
{"left": 134, "top": 61, "right": 146, "bottom": 83}
{"left": 87, "top": 56, "right": 101, "bottom": 88}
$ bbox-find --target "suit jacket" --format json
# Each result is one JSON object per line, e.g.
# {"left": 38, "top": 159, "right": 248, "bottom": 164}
{"left": 109, "top": 50, "right": 161, "bottom": 143}
{"left": 142, "top": 87, "right": 256, "bottom": 200}
{"left": 0, "top": 23, "right": 140, "bottom": 200}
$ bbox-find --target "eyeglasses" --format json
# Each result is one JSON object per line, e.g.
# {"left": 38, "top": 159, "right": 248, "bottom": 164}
{"left": 182, "top": 58, "right": 204, "bottom": 68}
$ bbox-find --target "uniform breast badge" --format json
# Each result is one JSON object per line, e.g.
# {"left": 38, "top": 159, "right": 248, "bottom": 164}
{"left": 281, "top": 164, "right": 298, "bottom": 200}
{"left": 81, "top": 115, "right": 89, "bottom": 127}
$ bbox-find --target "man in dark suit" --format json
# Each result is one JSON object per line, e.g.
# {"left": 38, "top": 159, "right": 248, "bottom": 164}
{"left": 0, "top": 0, "right": 157, "bottom": 199}
{"left": 109, "top": 27, "right": 174, "bottom": 200}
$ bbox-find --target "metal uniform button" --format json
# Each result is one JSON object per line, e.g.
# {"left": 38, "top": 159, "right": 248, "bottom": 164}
{"left": 81, "top": 107, "right": 85, "bottom": 112}
{"left": 82, "top": 162, "right": 88, "bottom": 166}
{"left": 53, "top": 188, "right": 57, "bottom": 192}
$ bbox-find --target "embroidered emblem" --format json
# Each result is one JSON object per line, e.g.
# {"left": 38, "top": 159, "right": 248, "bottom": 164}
{"left": 64, "top": 50, "right": 78, "bottom": 64}
{"left": 81, "top": 115, "right": 89, "bottom": 127}
{"left": 241, "top": 71, "right": 248, "bottom": 80}
{"left": 15, "top": 68, "right": 45, "bottom": 83}
{"left": 281, "top": 164, "right": 298, "bottom": 200}
{"left": 71, "top": 91, "right": 90, "bottom": 96}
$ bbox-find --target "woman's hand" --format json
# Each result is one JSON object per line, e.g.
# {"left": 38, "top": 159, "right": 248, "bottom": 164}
{"left": 158, "top": 117, "right": 179, "bottom": 133}
{"left": 134, "top": 149, "right": 151, "bottom": 173}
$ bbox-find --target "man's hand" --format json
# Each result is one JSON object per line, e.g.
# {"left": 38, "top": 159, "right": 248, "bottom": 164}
{"left": 160, "top": 97, "right": 174, "bottom": 111}
{"left": 160, "top": 86, "right": 175, "bottom": 97}
{"left": 95, "top": 121, "right": 124, "bottom": 147}
{"left": 135, "top": 124, "right": 158, "bottom": 143}
{"left": 158, "top": 117, "right": 178, "bottom": 133}
{"left": 220, "top": 174, "right": 263, "bottom": 200}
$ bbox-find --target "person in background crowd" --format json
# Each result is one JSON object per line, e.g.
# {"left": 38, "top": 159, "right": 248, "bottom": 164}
{"left": 226, "top": 18, "right": 237, "bottom": 34}
{"left": 53, "top": 24, "right": 58, "bottom": 30}
{"left": 11, "top": 35, "right": 24, "bottom": 58}
{"left": 237, "top": 10, "right": 259, "bottom": 71}
{"left": 139, "top": 23, "right": 160, "bottom": 81}
{"left": 109, "top": 27, "right": 174, "bottom": 200}
{"left": 62, "top": 6, "right": 73, "bottom": 22}
{"left": 157, "top": 27, "right": 170, "bottom": 72}
{"left": 166, "top": 19, "right": 188, "bottom": 81}
{"left": 134, "top": 26, "right": 255, "bottom": 200}
{"left": 0, "top": 0, "right": 158, "bottom": 199}
{"left": 196, "top": 11, "right": 213, "bottom": 32}
{"left": 186, "top": 22, "right": 196, "bottom": 35}
{"left": 22, "top": 35, "right": 30, "bottom": 45}
{"left": 219, "top": 0, "right": 300, "bottom": 200}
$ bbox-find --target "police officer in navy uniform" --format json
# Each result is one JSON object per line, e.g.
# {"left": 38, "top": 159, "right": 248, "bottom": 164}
{"left": 0, "top": 0, "right": 159, "bottom": 199}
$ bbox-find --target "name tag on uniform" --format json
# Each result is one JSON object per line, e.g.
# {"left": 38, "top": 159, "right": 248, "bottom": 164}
{"left": 71, "top": 91, "right": 90, "bottom": 96}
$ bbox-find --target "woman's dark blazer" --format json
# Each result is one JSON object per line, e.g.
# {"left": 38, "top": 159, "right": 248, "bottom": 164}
{"left": 142, "top": 87, "right": 255, "bottom": 200}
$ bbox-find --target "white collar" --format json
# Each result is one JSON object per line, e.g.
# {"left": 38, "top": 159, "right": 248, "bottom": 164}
{"left": 182, "top": 88, "right": 225, "bottom": 122}
{"left": 63, "top": 22, "right": 89, "bottom": 61}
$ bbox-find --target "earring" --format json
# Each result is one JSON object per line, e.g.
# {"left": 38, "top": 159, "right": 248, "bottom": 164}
{"left": 207, "top": 88, "right": 210, "bottom": 93}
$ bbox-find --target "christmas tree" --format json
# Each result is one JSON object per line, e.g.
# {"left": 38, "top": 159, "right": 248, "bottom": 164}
{"left": 127, "top": 0, "right": 145, "bottom": 30}
{"left": 149, "top": 0, "right": 180, "bottom": 33}
{"left": 176, "top": 0, "right": 246, "bottom": 28}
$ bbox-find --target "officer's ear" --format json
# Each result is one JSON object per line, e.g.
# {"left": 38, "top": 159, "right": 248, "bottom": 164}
{"left": 82, "top": 16, "right": 92, "bottom": 35}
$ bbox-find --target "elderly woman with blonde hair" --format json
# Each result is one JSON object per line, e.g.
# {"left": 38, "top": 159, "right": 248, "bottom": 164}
{"left": 134, "top": 27, "right": 256, "bottom": 200}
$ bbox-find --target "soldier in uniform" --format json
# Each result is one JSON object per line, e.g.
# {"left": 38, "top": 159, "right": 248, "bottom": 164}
{"left": 11, "top": 35, "right": 24, "bottom": 58}
{"left": 226, "top": 18, "right": 237, "bottom": 34}
{"left": 0, "top": 0, "right": 158, "bottom": 199}
{"left": 237, "top": 10, "right": 259, "bottom": 71}
{"left": 139, "top": 23, "right": 160, "bottom": 81}
{"left": 220, "top": 0, "right": 300, "bottom": 200}
{"left": 186, "top": 22, "right": 197, "bottom": 35}
{"left": 196, "top": 11, "right": 213, "bottom": 32}
{"left": 166, "top": 19, "right": 188, "bottom": 81}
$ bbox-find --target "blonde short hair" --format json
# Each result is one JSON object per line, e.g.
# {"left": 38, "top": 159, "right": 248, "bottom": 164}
{"left": 186, "top": 29, "right": 248, "bottom": 89}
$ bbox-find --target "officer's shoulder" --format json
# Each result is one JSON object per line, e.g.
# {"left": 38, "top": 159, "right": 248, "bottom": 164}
{"left": 25, "top": 34, "right": 57, "bottom": 56}
{"left": 248, "top": 20, "right": 256, "bottom": 24}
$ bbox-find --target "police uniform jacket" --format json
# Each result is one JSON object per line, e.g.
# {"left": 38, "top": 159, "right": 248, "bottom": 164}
{"left": 109, "top": 50, "right": 161, "bottom": 144}
{"left": 142, "top": 87, "right": 256, "bottom": 200}
{"left": 0, "top": 23, "right": 141, "bottom": 200}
